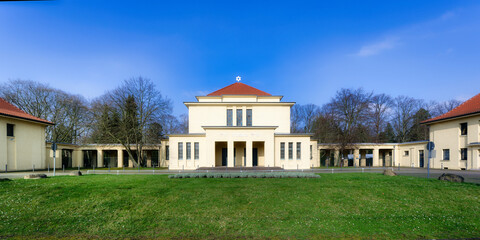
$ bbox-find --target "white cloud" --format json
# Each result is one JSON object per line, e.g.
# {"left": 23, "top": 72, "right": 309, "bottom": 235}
{"left": 355, "top": 38, "right": 399, "bottom": 57}
{"left": 440, "top": 11, "right": 455, "bottom": 21}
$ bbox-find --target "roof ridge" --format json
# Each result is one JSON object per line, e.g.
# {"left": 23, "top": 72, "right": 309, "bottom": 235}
{"left": 207, "top": 82, "right": 271, "bottom": 96}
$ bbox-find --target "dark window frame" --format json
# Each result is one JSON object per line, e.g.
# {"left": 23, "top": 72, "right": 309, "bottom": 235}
{"left": 460, "top": 122, "right": 468, "bottom": 135}
{"left": 246, "top": 109, "right": 252, "bottom": 126}
{"left": 178, "top": 142, "right": 183, "bottom": 160}
{"left": 166, "top": 146, "right": 170, "bottom": 160}
{"left": 194, "top": 142, "right": 199, "bottom": 160}
{"left": 236, "top": 109, "right": 243, "bottom": 126}
{"left": 461, "top": 148, "right": 468, "bottom": 160}
{"left": 280, "top": 142, "right": 285, "bottom": 160}
{"left": 6, "top": 124, "right": 14, "bottom": 137}
{"left": 288, "top": 142, "right": 293, "bottom": 160}
{"left": 443, "top": 149, "right": 450, "bottom": 161}
{"left": 227, "top": 109, "right": 233, "bottom": 126}
{"left": 296, "top": 142, "right": 301, "bottom": 159}
{"left": 186, "top": 142, "right": 191, "bottom": 160}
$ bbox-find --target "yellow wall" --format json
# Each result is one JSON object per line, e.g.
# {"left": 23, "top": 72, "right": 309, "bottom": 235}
{"left": 428, "top": 115, "right": 480, "bottom": 170}
{"left": 1, "top": 116, "right": 47, "bottom": 171}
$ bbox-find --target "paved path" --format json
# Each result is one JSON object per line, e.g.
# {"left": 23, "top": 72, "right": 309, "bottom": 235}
{"left": 2, "top": 168, "right": 480, "bottom": 184}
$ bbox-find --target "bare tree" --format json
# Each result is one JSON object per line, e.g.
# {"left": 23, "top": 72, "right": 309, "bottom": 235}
{"left": 290, "top": 104, "right": 319, "bottom": 133}
{"left": 0, "top": 79, "right": 89, "bottom": 143}
{"left": 428, "top": 99, "right": 462, "bottom": 118}
{"left": 392, "top": 96, "right": 424, "bottom": 143}
{"left": 370, "top": 93, "right": 393, "bottom": 143}
{"left": 328, "top": 88, "right": 373, "bottom": 166}
{"left": 90, "top": 77, "right": 172, "bottom": 167}
{"left": 290, "top": 104, "right": 303, "bottom": 133}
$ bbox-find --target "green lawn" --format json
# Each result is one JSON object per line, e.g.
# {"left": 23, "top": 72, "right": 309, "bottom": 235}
{"left": 0, "top": 173, "right": 479, "bottom": 239}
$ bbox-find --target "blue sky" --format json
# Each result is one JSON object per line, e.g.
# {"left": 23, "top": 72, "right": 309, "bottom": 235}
{"left": 1, "top": 0, "right": 479, "bottom": 115}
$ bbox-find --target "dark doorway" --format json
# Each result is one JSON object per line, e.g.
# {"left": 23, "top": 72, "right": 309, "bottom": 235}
{"left": 222, "top": 148, "right": 227, "bottom": 166}
{"left": 62, "top": 149, "right": 73, "bottom": 168}
{"left": 419, "top": 150, "right": 424, "bottom": 168}
{"left": 83, "top": 150, "right": 97, "bottom": 168}
{"left": 123, "top": 150, "right": 129, "bottom": 167}
{"left": 253, "top": 148, "right": 258, "bottom": 166}
{"left": 347, "top": 154, "right": 354, "bottom": 166}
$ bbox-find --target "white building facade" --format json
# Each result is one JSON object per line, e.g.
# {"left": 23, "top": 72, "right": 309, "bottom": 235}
{"left": 167, "top": 81, "right": 316, "bottom": 170}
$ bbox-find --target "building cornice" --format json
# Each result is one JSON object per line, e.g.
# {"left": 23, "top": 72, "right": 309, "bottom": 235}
{"left": 184, "top": 102, "right": 295, "bottom": 106}
{"left": 275, "top": 133, "right": 314, "bottom": 137}
{"left": 202, "top": 126, "right": 278, "bottom": 129}
{"left": 168, "top": 133, "right": 206, "bottom": 137}
{"left": 0, "top": 113, "right": 55, "bottom": 126}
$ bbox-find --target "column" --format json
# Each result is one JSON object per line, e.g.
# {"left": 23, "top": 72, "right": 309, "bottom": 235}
{"left": 373, "top": 148, "right": 379, "bottom": 167}
{"left": 354, "top": 149, "right": 360, "bottom": 167}
{"left": 147, "top": 151, "right": 152, "bottom": 167}
{"left": 117, "top": 149, "right": 123, "bottom": 168}
{"left": 246, "top": 141, "right": 253, "bottom": 167}
{"left": 334, "top": 149, "right": 340, "bottom": 166}
{"left": 128, "top": 153, "right": 134, "bottom": 168}
{"left": 97, "top": 149, "right": 103, "bottom": 168}
{"left": 55, "top": 149, "right": 61, "bottom": 168}
{"left": 73, "top": 150, "right": 82, "bottom": 168}
{"left": 227, "top": 141, "right": 234, "bottom": 167}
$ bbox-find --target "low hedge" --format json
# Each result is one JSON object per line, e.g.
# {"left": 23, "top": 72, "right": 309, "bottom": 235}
{"left": 168, "top": 172, "right": 320, "bottom": 179}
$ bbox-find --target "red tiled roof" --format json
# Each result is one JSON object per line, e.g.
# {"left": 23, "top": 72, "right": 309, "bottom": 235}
{"left": 422, "top": 93, "right": 480, "bottom": 124}
{"left": 0, "top": 97, "right": 53, "bottom": 125}
{"left": 207, "top": 82, "right": 271, "bottom": 96}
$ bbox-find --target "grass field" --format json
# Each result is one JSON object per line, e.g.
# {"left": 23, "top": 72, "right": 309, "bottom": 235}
{"left": 0, "top": 173, "right": 479, "bottom": 239}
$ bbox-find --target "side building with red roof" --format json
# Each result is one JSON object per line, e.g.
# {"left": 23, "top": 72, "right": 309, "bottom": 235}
{"left": 421, "top": 93, "right": 480, "bottom": 170}
{"left": 0, "top": 97, "right": 54, "bottom": 172}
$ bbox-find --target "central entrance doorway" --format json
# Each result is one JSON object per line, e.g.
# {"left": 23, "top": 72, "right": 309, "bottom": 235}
{"left": 253, "top": 148, "right": 258, "bottom": 166}
{"left": 222, "top": 148, "right": 227, "bottom": 166}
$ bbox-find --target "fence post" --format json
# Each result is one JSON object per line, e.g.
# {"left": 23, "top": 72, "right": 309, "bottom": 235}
{"left": 398, "top": 163, "right": 400, "bottom": 171}
{"left": 48, "top": 163, "right": 50, "bottom": 173}
{"left": 331, "top": 169, "right": 334, "bottom": 174}
{"left": 5, "top": 164, "right": 7, "bottom": 173}
{"left": 362, "top": 168, "right": 364, "bottom": 173}
{"left": 33, "top": 164, "right": 35, "bottom": 173}
{"left": 63, "top": 164, "right": 65, "bottom": 173}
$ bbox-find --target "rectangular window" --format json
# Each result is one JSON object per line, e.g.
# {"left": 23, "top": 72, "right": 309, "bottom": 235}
{"left": 460, "top": 122, "right": 468, "bottom": 135}
{"left": 227, "top": 109, "right": 233, "bottom": 126}
{"left": 296, "top": 142, "right": 301, "bottom": 159}
{"left": 443, "top": 149, "right": 450, "bottom": 160}
{"left": 288, "top": 142, "right": 293, "bottom": 160}
{"left": 6, "top": 124, "right": 14, "bottom": 137}
{"left": 461, "top": 148, "right": 468, "bottom": 160}
{"left": 194, "top": 142, "right": 199, "bottom": 160}
{"left": 280, "top": 142, "right": 285, "bottom": 159}
{"left": 166, "top": 146, "right": 170, "bottom": 160}
{"left": 236, "top": 109, "right": 243, "bottom": 126}
{"left": 186, "top": 142, "right": 191, "bottom": 160}
{"left": 246, "top": 109, "right": 252, "bottom": 126}
{"left": 178, "top": 142, "right": 183, "bottom": 160}
{"left": 404, "top": 151, "right": 409, "bottom": 156}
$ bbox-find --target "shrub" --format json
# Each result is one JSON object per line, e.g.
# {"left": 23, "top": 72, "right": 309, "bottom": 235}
{"left": 169, "top": 172, "right": 320, "bottom": 179}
